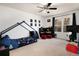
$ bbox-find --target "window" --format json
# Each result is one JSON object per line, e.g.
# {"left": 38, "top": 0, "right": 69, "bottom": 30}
{"left": 55, "top": 19, "right": 62, "bottom": 32}
{"left": 63, "top": 17, "right": 70, "bottom": 32}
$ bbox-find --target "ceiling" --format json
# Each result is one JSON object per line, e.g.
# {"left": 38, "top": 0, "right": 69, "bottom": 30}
{"left": 0, "top": 3, "right": 79, "bottom": 16}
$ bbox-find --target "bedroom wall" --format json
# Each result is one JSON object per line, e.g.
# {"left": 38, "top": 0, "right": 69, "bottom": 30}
{"left": 43, "top": 10, "right": 79, "bottom": 40}
{"left": 0, "top": 5, "right": 44, "bottom": 39}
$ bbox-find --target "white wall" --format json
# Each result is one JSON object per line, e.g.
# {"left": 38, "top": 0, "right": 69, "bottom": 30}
{"left": 0, "top": 5, "right": 44, "bottom": 39}
{"left": 0, "top": 5, "right": 79, "bottom": 40}
{"left": 43, "top": 10, "right": 79, "bottom": 40}
{"left": 42, "top": 16, "right": 52, "bottom": 27}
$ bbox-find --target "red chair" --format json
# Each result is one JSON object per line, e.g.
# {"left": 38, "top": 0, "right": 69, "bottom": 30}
{"left": 41, "top": 35, "right": 46, "bottom": 39}
{"left": 66, "top": 43, "right": 78, "bottom": 54}
{"left": 46, "top": 35, "right": 52, "bottom": 39}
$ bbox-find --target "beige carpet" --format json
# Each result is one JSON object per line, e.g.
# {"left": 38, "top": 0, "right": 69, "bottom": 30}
{"left": 10, "top": 38, "right": 77, "bottom": 56}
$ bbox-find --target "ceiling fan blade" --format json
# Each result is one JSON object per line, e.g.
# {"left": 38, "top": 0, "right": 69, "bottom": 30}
{"left": 38, "top": 9, "right": 44, "bottom": 12}
{"left": 37, "top": 6, "right": 44, "bottom": 9}
{"left": 47, "top": 3, "right": 52, "bottom": 7}
{"left": 48, "top": 8, "right": 57, "bottom": 10}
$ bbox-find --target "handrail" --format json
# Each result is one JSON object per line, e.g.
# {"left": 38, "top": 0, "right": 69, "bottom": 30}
{"left": 23, "top": 21, "right": 37, "bottom": 31}
{"left": 0, "top": 21, "right": 37, "bottom": 36}
{"left": 0, "top": 21, "right": 24, "bottom": 35}
{"left": 17, "top": 22, "right": 30, "bottom": 31}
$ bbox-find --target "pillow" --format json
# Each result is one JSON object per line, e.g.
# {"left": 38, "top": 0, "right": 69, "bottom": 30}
{"left": 2, "top": 35, "right": 11, "bottom": 47}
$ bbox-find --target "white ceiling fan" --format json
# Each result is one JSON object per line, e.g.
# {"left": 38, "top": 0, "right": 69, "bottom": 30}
{"left": 37, "top": 3, "right": 57, "bottom": 13}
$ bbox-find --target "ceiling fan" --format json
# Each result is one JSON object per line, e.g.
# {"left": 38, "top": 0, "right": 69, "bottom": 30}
{"left": 37, "top": 3, "right": 57, "bottom": 13}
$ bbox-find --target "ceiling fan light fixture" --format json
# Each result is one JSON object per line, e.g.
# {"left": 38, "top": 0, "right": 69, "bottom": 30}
{"left": 47, "top": 11, "right": 50, "bottom": 13}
